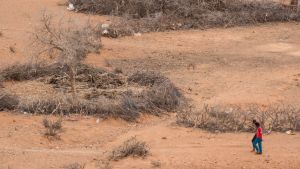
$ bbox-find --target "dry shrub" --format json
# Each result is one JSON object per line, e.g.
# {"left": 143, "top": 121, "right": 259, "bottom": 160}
{"left": 32, "top": 11, "right": 102, "bottom": 96}
{"left": 177, "top": 104, "right": 300, "bottom": 132}
{"left": 143, "top": 80, "right": 182, "bottom": 112}
{"left": 63, "top": 163, "right": 84, "bottom": 169}
{"left": 70, "top": 0, "right": 300, "bottom": 37}
{"left": 110, "top": 137, "right": 149, "bottom": 161}
{"left": 43, "top": 118, "right": 62, "bottom": 137}
{"left": 0, "top": 90, "right": 19, "bottom": 111}
{"left": 33, "top": 12, "right": 102, "bottom": 63}
{"left": 127, "top": 71, "right": 184, "bottom": 115}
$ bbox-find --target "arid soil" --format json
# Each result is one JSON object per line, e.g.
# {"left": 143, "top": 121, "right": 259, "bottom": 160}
{"left": 0, "top": 0, "right": 300, "bottom": 169}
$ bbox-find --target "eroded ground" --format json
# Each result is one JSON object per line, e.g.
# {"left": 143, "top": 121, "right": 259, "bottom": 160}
{"left": 0, "top": 0, "right": 300, "bottom": 169}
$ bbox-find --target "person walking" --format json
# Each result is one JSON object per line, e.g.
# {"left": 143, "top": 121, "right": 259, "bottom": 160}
{"left": 253, "top": 122, "right": 263, "bottom": 154}
{"left": 251, "top": 120, "right": 257, "bottom": 152}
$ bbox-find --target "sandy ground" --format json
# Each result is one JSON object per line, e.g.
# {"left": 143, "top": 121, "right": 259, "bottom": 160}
{"left": 1, "top": 0, "right": 300, "bottom": 169}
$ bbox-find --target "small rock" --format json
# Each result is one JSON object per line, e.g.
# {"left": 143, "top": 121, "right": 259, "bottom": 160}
{"left": 101, "top": 23, "right": 110, "bottom": 29}
{"left": 23, "top": 112, "right": 28, "bottom": 115}
{"left": 134, "top": 33, "right": 142, "bottom": 37}
{"left": 67, "top": 3, "right": 75, "bottom": 11}
{"left": 102, "top": 29, "right": 109, "bottom": 35}
{"left": 161, "top": 137, "right": 167, "bottom": 140}
{"left": 286, "top": 130, "right": 295, "bottom": 135}
{"left": 96, "top": 119, "right": 100, "bottom": 124}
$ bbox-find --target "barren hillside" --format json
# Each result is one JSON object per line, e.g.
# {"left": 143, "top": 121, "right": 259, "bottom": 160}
{"left": 0, "top": 0, "right": 300, "bottom": 169}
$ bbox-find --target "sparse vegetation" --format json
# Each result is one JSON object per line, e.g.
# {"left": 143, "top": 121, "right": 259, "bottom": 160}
{"left": 177, "top": 104, "right": 300, "bottom": 132}
{"left": 42, "top": 118, "right": 62, "bottom": 137}
{"left": 69, "top": 0, "right": 300, "bottom": 37}
{"left": 110, "top": 137, "right": 149, "bottom": 161}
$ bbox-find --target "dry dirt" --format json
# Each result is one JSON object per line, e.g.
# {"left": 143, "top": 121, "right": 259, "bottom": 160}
{"left": 0, "top": 0, "right": 300, "bottom": 169}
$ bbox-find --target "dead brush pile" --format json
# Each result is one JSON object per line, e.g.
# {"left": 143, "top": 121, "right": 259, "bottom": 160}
{"left": 69, "top": 0, "right": 300, "bottom": 37}
{"left": 177, "top": 104, "right": 300, "bottom": 132}
{"left": 0, "top": 63, "right": 125, "bottom": 90}
{"left": 1, "top": 63, "right": 183, "bottom": 120}
{"left": 17, "top": 96, "right": 140, "bottom": 121}
{"left": 0, "top": 63, "right": 62, "bottom": 81}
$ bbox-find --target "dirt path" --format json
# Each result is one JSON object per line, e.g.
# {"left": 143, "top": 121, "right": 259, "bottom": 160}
{"left": 1, "top": 0, "right": 300, "bottom": 169}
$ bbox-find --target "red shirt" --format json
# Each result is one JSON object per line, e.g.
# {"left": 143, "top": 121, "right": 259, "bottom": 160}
{"left": 256, "top": 127, "right": 262, "bottom": 139}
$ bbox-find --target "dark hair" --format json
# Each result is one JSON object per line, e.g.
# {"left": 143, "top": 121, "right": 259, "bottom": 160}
{"left": 252, "top": 119, "right": 257, "bottom": 124}
{"left": 255, "top": 122, "right": 260, "bottom": 128}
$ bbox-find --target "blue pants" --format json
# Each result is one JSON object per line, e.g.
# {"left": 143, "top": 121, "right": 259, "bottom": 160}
{"left": 253, "top": 138, "right": 262, "bottom": 153}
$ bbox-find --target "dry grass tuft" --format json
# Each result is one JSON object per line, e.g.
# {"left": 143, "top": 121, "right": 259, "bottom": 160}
{"left": 110, "top": 137, "right": 149, "bottom": 161}
{"left": 43, "top": 118, "right": 62, "bottom": 137}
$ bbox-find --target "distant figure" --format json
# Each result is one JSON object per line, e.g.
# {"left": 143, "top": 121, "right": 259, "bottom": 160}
{"left": 251, "top": 120, "right": 257, "bottom": 152}
{"left": 252, "top": 122, "right": 263, "bottom": 154}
